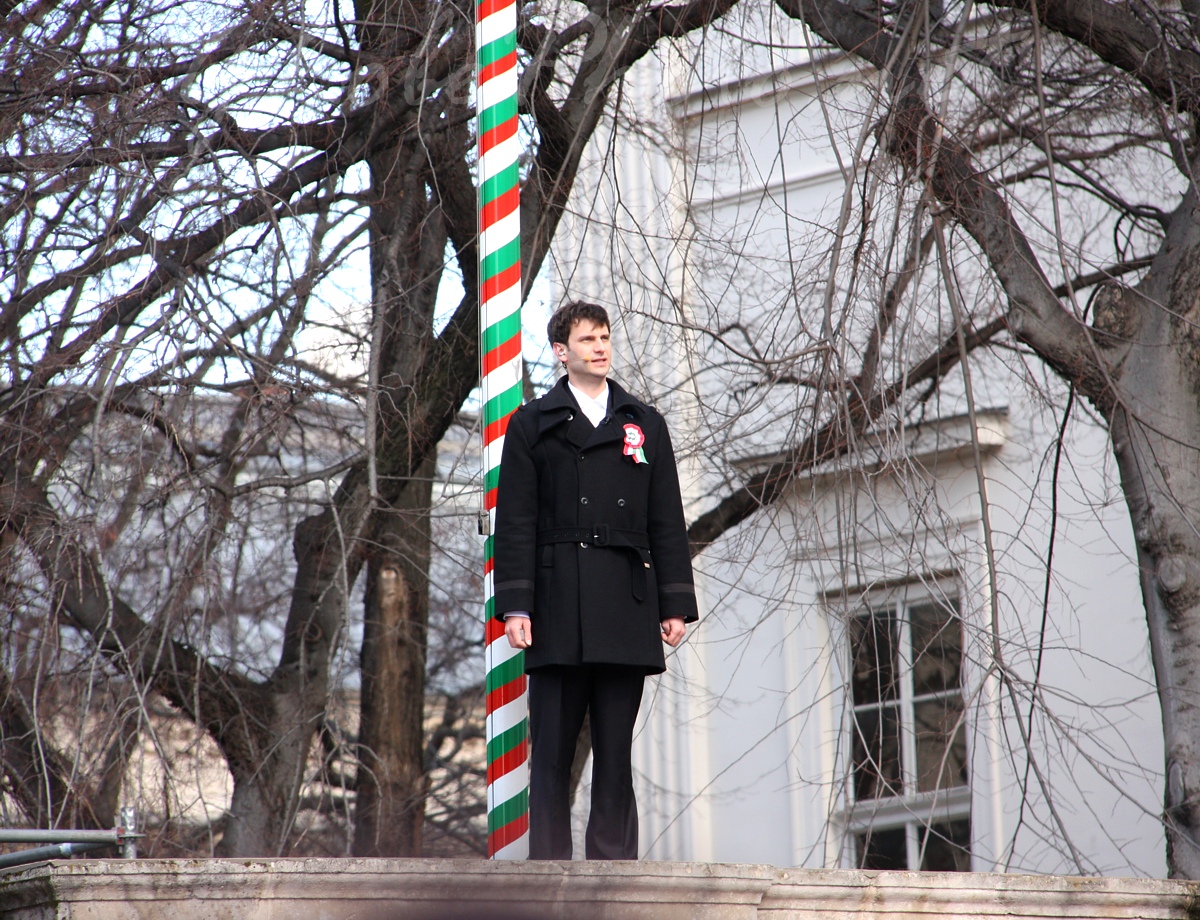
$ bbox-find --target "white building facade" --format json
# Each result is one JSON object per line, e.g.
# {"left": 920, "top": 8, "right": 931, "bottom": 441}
{"left": 551, "top": 3, "right": 1168, "bottom": 876}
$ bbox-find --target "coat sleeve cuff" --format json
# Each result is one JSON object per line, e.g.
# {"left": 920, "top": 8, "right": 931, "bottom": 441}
{"left": 658, "top": 583, "right": 699, "bottom": 623}
{"left": 495, "top": 580, "right": 536, "bottom": 621}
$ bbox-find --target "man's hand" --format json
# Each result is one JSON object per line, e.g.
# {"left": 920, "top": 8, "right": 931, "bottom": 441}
{"left": 505, "top": 615, "right": 532, "bottom": 649}
{"left": 660, "top": 617, "right": 686, "bottom": 647}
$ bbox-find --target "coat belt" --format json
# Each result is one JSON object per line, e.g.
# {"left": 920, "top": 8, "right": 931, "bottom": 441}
{"left": 536, "top": 525, "right": 649, "bottom": 549}
{"left": 536, "top": 526, "right": 651, "bottom": 601}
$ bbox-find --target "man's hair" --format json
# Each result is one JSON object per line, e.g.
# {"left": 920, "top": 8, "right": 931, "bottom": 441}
{"left": 547, "top": 300, "right": 610, "bottom": 346}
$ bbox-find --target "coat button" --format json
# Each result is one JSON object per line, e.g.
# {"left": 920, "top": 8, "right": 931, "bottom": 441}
{"left": 617, "top": 499, "right": 626, "bottom": 507}
{"left": 580, "top": 497, "right": 588, "bottom": 505}
{"left": 567, "top": 413, "right": 574, "bottom": 420}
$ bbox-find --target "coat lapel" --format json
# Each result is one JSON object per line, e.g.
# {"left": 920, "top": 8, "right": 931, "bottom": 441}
{"left": 583, "top": 414, "right": 622, "bottom": 450}
{"left": 582, "top": 380, "right": 646, "bottom": 451}
{"left": 535, "top": 377, "right": 649, "bottom": 451}
{"left": 534, "top": 379, "right": 575, "bottom": 443}
{"left": 534, "top": 377, "right": 596, "bottom": 447}
{"left": 565, "top": 413, "right": 594, "bottom": 448}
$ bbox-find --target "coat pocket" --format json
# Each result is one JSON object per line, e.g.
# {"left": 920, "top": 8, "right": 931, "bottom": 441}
{"left": 631, "top": 548, "right": 651, "bottom": 601}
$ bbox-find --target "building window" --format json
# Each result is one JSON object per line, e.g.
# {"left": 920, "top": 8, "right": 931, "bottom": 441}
{"left": 846, "top": 589, "right": 971, "bottom": 871}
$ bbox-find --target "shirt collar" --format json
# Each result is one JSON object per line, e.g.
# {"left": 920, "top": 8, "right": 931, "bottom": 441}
{"left": 567, "top": 380, "right": 609, "bottom": 427}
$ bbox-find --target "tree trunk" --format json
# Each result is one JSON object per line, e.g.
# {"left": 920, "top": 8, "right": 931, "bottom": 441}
{"left": 216, "top": 686, "right": 327, "bottom": 856}
{"left": 216, "top": 504, "right": 355, "bottom": 856}
{"left": 354, "top": 460, "right": 434, "bottom": 856}
{"left": 1099, "top": 184, "right": 1200, "bottom": 877}
{"left": 1110, "top": 383, "right": 1200, "bottom": 878}
{"left": 346, "top": 47, "right": 446, "bottom": 843}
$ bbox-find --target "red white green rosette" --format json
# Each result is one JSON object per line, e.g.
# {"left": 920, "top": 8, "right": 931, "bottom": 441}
{"left": 623, "top": 423, "right": 647, "bottom": 464}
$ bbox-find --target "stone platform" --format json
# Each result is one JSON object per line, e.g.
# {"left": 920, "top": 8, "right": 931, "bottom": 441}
{"left": 1, "top": 858, "right": 1198, "bottom": 920}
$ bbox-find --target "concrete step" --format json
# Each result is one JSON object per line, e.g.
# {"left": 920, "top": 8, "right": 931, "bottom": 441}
{"left": 1, "top": 858, "right": 1196, "bottom": 919}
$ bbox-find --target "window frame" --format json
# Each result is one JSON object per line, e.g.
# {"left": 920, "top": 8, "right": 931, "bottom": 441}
{"left": 840, "top": 580, "right": 973, "bottom": 871}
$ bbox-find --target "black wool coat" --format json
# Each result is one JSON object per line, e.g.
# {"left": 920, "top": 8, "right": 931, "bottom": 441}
{"left": 493, "top": 377, "right": 699, "bottom": 674}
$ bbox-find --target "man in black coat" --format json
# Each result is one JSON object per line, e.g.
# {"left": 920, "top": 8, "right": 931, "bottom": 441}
{"left": 493, "top": 300, "right": 699, "bottom": 860}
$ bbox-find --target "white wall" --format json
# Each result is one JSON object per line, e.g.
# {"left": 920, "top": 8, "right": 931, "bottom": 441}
{"left": 553, "top": 3, "right": 1166, "bottom": 875}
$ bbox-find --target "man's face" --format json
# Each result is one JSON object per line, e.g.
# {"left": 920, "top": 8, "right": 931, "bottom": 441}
{"left": 554, "top": 319, "right": 611, "bottom": 384}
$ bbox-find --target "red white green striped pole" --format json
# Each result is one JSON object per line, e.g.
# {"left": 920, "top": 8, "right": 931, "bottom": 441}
{"left": 477, "top": 0, "right": 528, "bottom": 860}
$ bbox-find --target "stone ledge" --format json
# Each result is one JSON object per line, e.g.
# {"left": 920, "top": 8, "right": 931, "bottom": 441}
{"left": 0, "top": 858, "right": 1197, "bottom": 920}
{"left": 762, "top": 869, "right": 1200, "bottom": 918}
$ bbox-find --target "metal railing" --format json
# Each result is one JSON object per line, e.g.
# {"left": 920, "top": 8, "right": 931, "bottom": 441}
{"left": 0, "top": 806, "right": 140, "bottom": 870}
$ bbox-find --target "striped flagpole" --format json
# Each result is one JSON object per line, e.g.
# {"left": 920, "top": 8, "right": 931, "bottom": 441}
{"left": 477, "top": 0, "right": 528, "bottom": 860}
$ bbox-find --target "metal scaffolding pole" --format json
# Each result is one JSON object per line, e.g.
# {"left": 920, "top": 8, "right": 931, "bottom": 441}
{"left": 0, "top": 807, "right": 140, "bottom": 871}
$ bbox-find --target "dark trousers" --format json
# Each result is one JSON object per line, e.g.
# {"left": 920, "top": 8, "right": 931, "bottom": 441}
{"left": 527, "top": 664, "right": 646, "bottom": 860}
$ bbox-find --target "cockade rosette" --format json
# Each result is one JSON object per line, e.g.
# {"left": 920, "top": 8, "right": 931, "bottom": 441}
{"left": 622, "top": 423, "right": 647, "bottom": 464}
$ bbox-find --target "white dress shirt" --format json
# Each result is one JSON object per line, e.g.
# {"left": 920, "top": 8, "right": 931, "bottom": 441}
{"left": 568, "top": 380, "right": 609, "bottom": 427}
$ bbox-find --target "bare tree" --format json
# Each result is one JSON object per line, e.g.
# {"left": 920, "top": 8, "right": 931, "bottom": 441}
{"left": 753, "top": 0, "right": 1200, "bottom": 879}
{"left": 0, "top": 0, "right": 737, "bottom": 856}
{"left": 549, "top": 0, "right": 1195, "bottom": 878}
{"left": 514, "top": 0, "right": 1200, "bottom": 875}
{"left": 9, "top": 0, "right": 1180, "bottom": 874}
